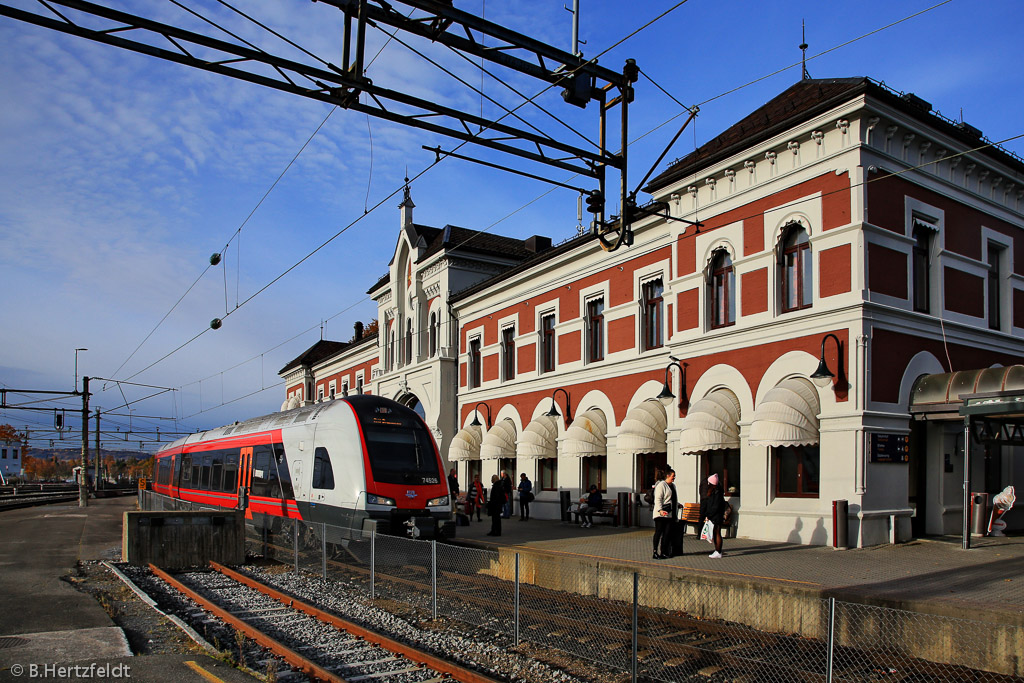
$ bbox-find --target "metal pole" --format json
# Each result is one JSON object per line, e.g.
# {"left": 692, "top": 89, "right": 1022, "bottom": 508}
{"left": 79, "top": 377, "right": 89, "bottom": 508}
{"left": 962, "top": 417, "right": 972, "bottom": 550}
{"left": 570, "top": 0, "right": 579, "bottom": 56}
{"left": 631, "top": 572, "right": 639, "bottom": 683}
{"left": 514, "top": 553, "right": 520, "bottom": 646}
{"left": 431, "top": 540, "right": 438, "bottom": 621}
{"left": 826, "top": 596, "right": 836, "bottom": 683}
{"left": 94, "top": 409, "right": 101, "bottom": 490}
{"left": 370, "top": 524, "right": 376, "bottom": 600}
{"left": 321, "top": 522, "right": 328, "bottom": 579}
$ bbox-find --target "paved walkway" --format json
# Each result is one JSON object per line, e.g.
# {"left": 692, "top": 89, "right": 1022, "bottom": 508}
{"left": 0, "top": 497, "right": 258, "bottom": 683}
{"left": 450, "top": 513, "right": 1024, "bottom": 619}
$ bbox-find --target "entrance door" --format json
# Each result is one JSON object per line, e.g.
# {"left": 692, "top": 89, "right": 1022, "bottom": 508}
{"left": 909, "top": 420, "right": 927, "bottom": 537}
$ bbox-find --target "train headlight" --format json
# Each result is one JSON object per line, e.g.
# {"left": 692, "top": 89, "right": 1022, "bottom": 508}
{"left": 366, "top": 494, "right": 396, "bottom": 506}
{"left": 427, "top": 495, "right": 449, "bottom": 507}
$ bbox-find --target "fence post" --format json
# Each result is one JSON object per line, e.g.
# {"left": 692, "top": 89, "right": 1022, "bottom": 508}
{"left": 431, "top": 539, "right": 438, "bottom": 621}
{"left": 321, "top": 522, "right": 327, "bottom": 578}
{"left": 632, "top": 572, "right": 639, "bottom": 683}
{"left": 293, "top": 521, "right": 299, "bottom": 573}
{"left": 370, "top": 523, "right": 376, "bottom": 601}
{"left": 826, "top": 596, "right": 836, "bottom": 683}
{"left": 514, "top": 553, "right": 520, "bottom": 646}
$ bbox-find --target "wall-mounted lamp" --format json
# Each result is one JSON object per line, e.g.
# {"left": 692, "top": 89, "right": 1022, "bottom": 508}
{"left": 544, "top": 388, "right": 573, "bottom": 428}
{"left": 656, "top": 355, "right": 688, "bottom": 414}
{"left": 469, "top": 402, "right": 491, "bottom": 428}
{"left": 810, "top": 333, "right": 844, "bottom": 388}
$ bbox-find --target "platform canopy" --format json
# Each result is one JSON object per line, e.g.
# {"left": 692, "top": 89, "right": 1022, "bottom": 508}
{"left": 517, "top": 415, "right": 558, "bottom": 459}
{"left": 617, "top": 401, "right": 667, "bottom": 456}
{"left": 748, "top": 377, "right": 820, "bottom": 447}
{"left": 563, "top": 408, "right": 607, "bottom": 458}
{"left": 679, "top": 390, "right": 741, "bottom": 454}
{"left": 448, "top": 425, "right": 482, "bottom": 462}
{"left": 480, "top": 418, "right": 516, "bottom": 460}
{"left": 911, "top": 365, "right": 1024, "bottom": 421}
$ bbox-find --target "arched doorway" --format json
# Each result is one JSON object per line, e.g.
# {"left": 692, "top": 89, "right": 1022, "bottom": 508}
{"left": 398, "top": 393, "right": 426, "bottom": 422}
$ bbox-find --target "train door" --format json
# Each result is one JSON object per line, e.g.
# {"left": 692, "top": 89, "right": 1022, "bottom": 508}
{"left": 239, "top": 446, "right": 253, "bottom": 512}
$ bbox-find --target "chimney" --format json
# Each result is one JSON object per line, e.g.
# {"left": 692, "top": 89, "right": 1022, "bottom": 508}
{"left": 524, "top": 235, "right": 552, "bottom": 253}
{"left": 399, "top": 179, "right": 415, "bottom": 227}
{"left": 354, "top": 321, "right": 364, "bottom": 341}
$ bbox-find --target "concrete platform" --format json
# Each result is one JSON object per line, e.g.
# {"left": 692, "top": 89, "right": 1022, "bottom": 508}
{"left": 0, "top": 498, "right": 259, "bottom": 683}
{"left": 450, "top": 513, "right": 1024, "bottom": 619}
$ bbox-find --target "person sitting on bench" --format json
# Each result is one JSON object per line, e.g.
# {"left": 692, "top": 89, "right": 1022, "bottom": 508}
{"left": 579, "top": 484, "right": 602, "bottom": 528}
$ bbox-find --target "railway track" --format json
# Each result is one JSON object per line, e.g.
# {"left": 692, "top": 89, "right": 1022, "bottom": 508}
{"left": 248, "top": 529, "right": 1017, "bottom": 683}
{"left": 149, "top": 561, "right": 505, "bottom": 683}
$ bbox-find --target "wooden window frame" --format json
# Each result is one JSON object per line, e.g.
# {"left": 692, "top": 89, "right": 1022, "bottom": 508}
{"left": 501, "top": 326, "right": 516, "bottom": 381}
{"left": 586, "top": 297, "right": 605, "bottom": 363}
{"left": 468, "top": 337, "right": 482, "bottom": 389}
{"left": 773, "top": 445, "right": 820, "bottom": 498}
{"left": 781, "top": 227, "right": 812, "bottom": 313}
{"left": 709, "top": 250, "right": 735, "bottom": 329}
{"left": 540, "top": 313, "right": 556, "bottom": 373}
{"left": 642, "top": 278, "right": 664, "bottom": 351}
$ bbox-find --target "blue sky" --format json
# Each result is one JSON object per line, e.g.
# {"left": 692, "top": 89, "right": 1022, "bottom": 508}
{"left": 1, "top": 0, "right": 1021, "bottom": 449}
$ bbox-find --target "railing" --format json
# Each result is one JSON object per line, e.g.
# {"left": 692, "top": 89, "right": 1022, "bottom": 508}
{"left": 139, "top": 491, "right": 1021, "bottom": 682}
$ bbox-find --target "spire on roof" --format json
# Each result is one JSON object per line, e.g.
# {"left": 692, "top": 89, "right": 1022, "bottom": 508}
{"left": 399, "top": 176, "right": 415, "bottom": 227}
{"left": 800, "top": 20, "right": 810, "bottom": 80}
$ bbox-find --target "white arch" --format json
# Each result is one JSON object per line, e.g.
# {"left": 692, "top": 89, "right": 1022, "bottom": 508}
{"left": 755, "top": 350, "right": 834, "bottom": 412}
{"left": 772, "top": 211, "right": 815, "bottom": 241}
{"left": 701, "top": 238, "right": 738, "bottom": 265}
{"left": 492, "top": 403, "right": 524, "bottom": 436}
{"left": 897, "top": 350, "right": 946, "bottom": 409}
{"left": 688, "top": 364, "right": 755, "bottom": 420}
{"left": 572, "top": 389, "right": 616, "bottom": 431}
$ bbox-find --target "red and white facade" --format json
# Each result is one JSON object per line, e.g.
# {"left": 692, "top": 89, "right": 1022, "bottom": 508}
{"left": 284, "top": 78, "right": 1024, "bottom": 546}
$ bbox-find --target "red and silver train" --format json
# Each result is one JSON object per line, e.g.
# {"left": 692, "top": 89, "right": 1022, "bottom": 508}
{"left": 152, "top": 395, "right": 453, "bottom": 539}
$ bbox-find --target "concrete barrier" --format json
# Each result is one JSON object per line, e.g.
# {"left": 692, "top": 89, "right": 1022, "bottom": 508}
{"left": 122, "top": 510, "right": 245, "bottom": 569}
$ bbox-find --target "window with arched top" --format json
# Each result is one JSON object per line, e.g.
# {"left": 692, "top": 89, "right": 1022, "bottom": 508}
{"left": 428, "top": 311, "right": 437, "bottom": 357}
{"left": 780, "top": 224, "right": 812, "bottom": 312}
{"left": 708, "top": 249, "right": 735, "bottom": 328}
{"left": 406, "top": 318, "right": 413, "bottom": 365}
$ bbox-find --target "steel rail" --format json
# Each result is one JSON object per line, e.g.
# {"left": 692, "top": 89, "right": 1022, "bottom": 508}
{"left": 148, "top": 563, "right": 345, "bottom": 683}
{"left": 209, "top": 561, "right": 502, "bottom": 683}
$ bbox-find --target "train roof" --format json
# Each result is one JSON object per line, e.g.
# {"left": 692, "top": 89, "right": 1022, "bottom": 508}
{"left": 158, "top": 395, "right": 416, "bottom": 454}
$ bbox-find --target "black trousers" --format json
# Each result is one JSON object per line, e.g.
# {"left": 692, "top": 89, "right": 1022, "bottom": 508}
{"left": 520, "top": 500, "right": 530, "bottom": 519}
{"left": 490, "top": 512, "right": 502, "bottom": 536}
{"left": 653, "top": 517, "right": 675, "bottom": 555}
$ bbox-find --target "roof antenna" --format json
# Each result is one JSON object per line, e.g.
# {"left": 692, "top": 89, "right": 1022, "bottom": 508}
{"left": 320, "top": 319, "right": 324, "bottom": 341}
{"left": 800, "top": 20, "right": 810, "bottom": 80}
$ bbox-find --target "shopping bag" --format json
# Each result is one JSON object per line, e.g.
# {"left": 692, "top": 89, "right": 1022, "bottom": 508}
{"left": 700, "top": 519, "right": 715, "bottom": 544}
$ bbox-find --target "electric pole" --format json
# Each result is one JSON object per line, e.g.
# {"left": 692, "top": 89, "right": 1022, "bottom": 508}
{"left": 79, "top": 376, "right": 89, "bottom": 507}
{"left": 94, "top": 409, "right": 101, "bottom": 490}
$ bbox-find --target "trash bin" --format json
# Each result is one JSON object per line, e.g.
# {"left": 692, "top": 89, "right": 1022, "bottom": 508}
{"left": 832, "top": 499, "right": 849, "bottom": 549}
{"left": 971, "top": 492, "right": 990, "bottom": 536}
{"left": 617, "top": 491, "right": 630, "bottom": 527}
{"left": 559, "top": 490, "right": 571, "bottom": 523}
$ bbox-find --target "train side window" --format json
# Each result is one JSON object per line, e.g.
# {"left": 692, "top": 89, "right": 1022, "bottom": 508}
{"left": 224, "top": 453, "right": 238, "bottom": 492}
{"left": 252, "top": 446, "right": 271, "bottom": 497}
{"left": 211, "top": 450, "right": 224, "bottom": 491}
{"left": 172, "top": 454, "right": 182, "bottom": 485}
{"left": 191, "top": 457, "right": 201, "bottom": 488}
{"left": 273, "top": 444, "right": 294, "bottom": 499}
{"left": 312, "top": 447, "right": 335, "bottom": 490}
{"left": 158, "top": 459, "right": 171, "bottom": 485}
{"left": 201, "top": 455, "right": 212, "bottom": 489}
{"left": 180, "top": 454, "right": 192, "bottom": 484}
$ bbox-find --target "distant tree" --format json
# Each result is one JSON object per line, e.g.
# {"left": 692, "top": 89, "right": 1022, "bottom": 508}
{"left": 363, "top": 318, "right": 379, "bottom": 336}
{"left": 0, "top": 424, "right": 24, "bottom": 444}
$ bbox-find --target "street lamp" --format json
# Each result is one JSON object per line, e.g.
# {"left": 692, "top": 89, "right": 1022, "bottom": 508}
{"left": 468, "top": 402, "right": 491, "bottom": 428}
{"left": 810, "top": 334, "right": 843, "bottom": 388}
{"left": 74, "top": 348, "right": 87, "bottom": 393}
{"left": 544, "top": 388, "right": 573, "bottom": 428}
{"left": 657, "top": 355, "right": 687, "bottom": 413}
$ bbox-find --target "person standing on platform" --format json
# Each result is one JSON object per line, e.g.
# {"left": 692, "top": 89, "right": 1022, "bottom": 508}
{"left": 467, "top": 473, "right": 486, "bottom": 522}
{"left": 487, "top": 474, "right": 506, "bottom": 536}
{"left": 700, "top": 473, "right": 726, "bottom": 558}
{"left": 447, "top": 468, "right": 459, "bottom": 513}
{"left": 517, "top": 473, "right": 533, "bottom": 521}
{"left": 652, "top": 468, "right": 679, "bottom": 559}
{"left": 500, "top": 470, "right": 513, "bottom": 518}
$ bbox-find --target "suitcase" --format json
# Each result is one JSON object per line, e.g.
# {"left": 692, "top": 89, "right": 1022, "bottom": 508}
{"left": 669, "top": 520, "right": 686, "bottom": 556}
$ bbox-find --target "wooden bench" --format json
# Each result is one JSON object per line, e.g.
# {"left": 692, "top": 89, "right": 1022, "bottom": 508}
{"left": 679, "top": 501, "right": 736, "bottom": 538}
{"left": 570, "top": 499, "right": 619, "bottom": 526}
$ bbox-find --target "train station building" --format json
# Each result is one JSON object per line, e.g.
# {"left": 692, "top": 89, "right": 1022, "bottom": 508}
{"left": 281, "top": 77, "right": 1024, "bottom": 547}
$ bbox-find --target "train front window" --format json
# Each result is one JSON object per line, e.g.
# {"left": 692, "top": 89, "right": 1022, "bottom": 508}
{"left": 312, "top": 447, "right": 335, "bottom": 490}
{"left": 363, "top": 425, "right": 440, "bottom": 484}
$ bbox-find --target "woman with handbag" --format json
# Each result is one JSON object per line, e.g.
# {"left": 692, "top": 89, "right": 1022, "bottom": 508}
{"left": 651, "top": 468, "right": 679, "bottom": 559}
{"left": 700, "top": 473, "right": 726, "bottom": 558}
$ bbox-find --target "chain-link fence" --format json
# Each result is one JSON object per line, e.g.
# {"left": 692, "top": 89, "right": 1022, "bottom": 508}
{"left": 140, "top": 491, "right": 1022, "bottom": 682}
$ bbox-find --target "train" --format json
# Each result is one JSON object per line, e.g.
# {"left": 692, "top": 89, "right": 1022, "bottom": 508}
{"left": 151, "top": 395, "right": 454, "bottom": 539}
